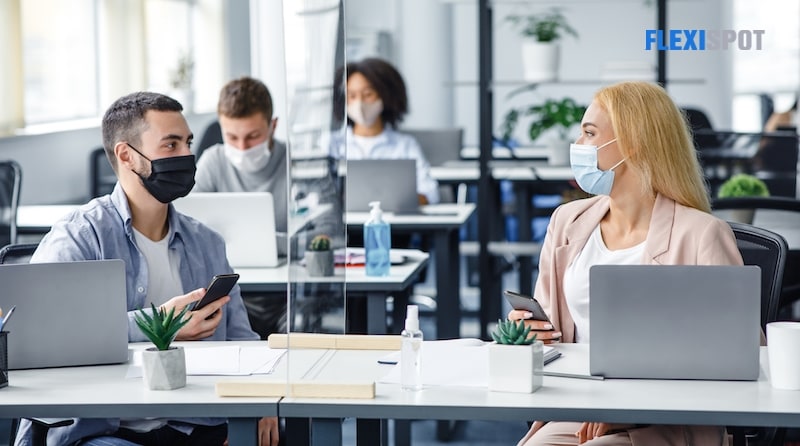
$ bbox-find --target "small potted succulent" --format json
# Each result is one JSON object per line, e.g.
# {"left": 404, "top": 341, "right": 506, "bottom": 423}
{"left": 305, "top": 234, "right": 334, "bottom": 277}
{"left": 717, "top": 173, "right": 770, "bottom": 224}
{"left": 134, "top": 303, "right": 192, "bottom": 390}
{"left": 488, "top": 319, "right": 543, "bottom": 393}
{"left": 506, "top": 8, "right": 578, "bottom": 82}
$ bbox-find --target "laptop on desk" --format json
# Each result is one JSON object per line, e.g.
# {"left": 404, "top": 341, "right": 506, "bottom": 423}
{"left": 174, "top": 192, "right": 281, "bottom": 268}
{"left": 589, "top": 265, "right": 761, "bottom": 380}
{"left": 0, "top": 260, "right": 129, "bottom": 369}
{"left": 345, "top": 159, "right": 420, "bottom": 214}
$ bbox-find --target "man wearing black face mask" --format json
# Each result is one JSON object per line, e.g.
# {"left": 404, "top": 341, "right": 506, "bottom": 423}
{"left": 18, "top": 92, "right": 279, "bottom": 446}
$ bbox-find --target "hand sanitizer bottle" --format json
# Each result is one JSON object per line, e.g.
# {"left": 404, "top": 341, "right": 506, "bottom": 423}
{"left": 364, "top": 201, "right": 391, "bottom": 277}
{"left": 401, "top": 304, "right": 423, "bottom": 391}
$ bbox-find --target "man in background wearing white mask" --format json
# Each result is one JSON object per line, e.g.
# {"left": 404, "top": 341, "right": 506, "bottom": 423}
{"left": 194, "top": 77, "right": 341, "bottom": 340}
{"left": 195, "top": 77, "right": 287, "bottom": 226}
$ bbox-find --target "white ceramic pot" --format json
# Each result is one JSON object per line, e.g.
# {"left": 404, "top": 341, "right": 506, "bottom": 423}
{"left": 305, "top": 250, "right": 334, "bottom": 276}
{"left": 729, "top": 209, "right": 756, "bottom": 225}
{"left": 488, "top": 341, "right": 543, "bottom": 393}
{"left": 142, "top": 346, "right": 186, "bottom": 390}
{"left": 547, "top": 138, "right": 572, "bottom": 166}
{"left": 521, "top": 41, "right": 559, "bottom": 83}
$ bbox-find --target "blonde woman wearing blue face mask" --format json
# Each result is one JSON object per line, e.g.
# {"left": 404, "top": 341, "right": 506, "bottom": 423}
{"left": 511, "top": 81, "right": 743, "bottom": 446}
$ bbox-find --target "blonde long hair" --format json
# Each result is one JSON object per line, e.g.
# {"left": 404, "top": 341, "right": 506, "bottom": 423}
{"left": 594, "top": 81, "right": 711, "bottom": 213}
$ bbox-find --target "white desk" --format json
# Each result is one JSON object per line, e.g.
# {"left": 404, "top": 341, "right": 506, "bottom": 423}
{"left": 3, "top": 341, "right": 278, "bottom": 446}
{"left": 237, "top": 250, "right": 429, "bottom": 335}
{"left": 346, "top": 204, "right": 475, "bottom": 340}
{"left": 279, "top": 344, "right": 800, "bottom": 446}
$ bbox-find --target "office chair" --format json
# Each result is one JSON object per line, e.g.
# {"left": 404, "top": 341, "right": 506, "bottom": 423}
{"left": 0, "top": 243, "right": 38, "bottom": 264}
{"left": 727, "top": 222, "right": 788, "bottom": 446}
{"left": 196, "top": 120, "right": 223, "bottom": 160}
{"left": 714, "top": 197, "right": 800, "bottom": 317}
{"left": 89, "top": 147, "right": 116, "bottom": 198}
{"left": 0, "top": 161, "right": 21, "bottom": 249}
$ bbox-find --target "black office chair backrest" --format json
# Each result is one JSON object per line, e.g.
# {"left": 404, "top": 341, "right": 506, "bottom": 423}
{"left": 0, "top": 161, "right": 22, "bottom": 248}
{"left": 89, "top": 147, "right": 116, "bottom": 198}
{"left": 0, "top": 243, "right": 39, "bottom": 265}
{"left": 196, "top": 120, "right": 223, "bottom": 160}
{"left": 728, "top": 222, "right": 787, "bottom": 331}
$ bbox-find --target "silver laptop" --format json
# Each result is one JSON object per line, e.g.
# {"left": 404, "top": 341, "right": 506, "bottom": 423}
{"left": 589, "top": 265, "right": 761, "bottom": 380}
{"left": 345, "top": 159, "right": 419, "bottom": 214}
{"left": 0, "top": 260, "right": 129, "bottom": 370}
{"left": 173, "top": 192, "right": 280, "bottom": 267}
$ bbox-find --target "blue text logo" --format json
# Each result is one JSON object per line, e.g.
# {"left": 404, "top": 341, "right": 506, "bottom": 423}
{"left": 645, "top": 29, "right": 765, "bottom": 51}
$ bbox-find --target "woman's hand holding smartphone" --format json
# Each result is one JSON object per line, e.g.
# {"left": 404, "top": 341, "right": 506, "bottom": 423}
{"left": 503, "top": 290, "right": 562, "bottom": 343}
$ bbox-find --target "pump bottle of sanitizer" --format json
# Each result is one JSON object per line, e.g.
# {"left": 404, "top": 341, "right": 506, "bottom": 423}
{"left": 401, "top": 305, "right": 423, "bottom": 391}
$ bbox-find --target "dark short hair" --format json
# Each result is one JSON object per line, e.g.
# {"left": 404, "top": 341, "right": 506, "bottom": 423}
{"left": 101, "top": 92, "right": 183, "bottom": 172}
{"left": 333, "top": 58, "right": 408, "bottom": 129}
{"left": 218, "top": 77, "right": 273, "bottom": 120}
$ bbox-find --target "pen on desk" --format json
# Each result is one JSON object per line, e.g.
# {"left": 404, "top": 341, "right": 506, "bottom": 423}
{"left": 0, "top": 305, "right": 16, "bottom": 331}
{"left": 542, "top": 370, "right": 605, "bottom": 381}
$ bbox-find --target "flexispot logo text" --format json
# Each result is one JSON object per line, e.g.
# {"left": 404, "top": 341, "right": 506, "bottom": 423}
{"left": 645, "top": 29, "right": 765, "bottom": 51}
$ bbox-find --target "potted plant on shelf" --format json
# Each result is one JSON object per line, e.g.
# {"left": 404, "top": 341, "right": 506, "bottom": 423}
{"left": 488, "top": 319, "right": 543, "bottom": 393}
{"left": 169, "top": 51, "right": 195, "bottom": 112}
{"left": 134, "top": 303, "right": 192, "bottom": 390}
{"left": 506, "top": 8, "right": 578, "bottom": 82}
{"left": 716, "top": 173, "right": 770, "bottom": 224}
{"left": 501, "top": 97, "right": 586, "bottom": 166}
{"left": 305, "top": 234, "right": 334, "bottom": 277}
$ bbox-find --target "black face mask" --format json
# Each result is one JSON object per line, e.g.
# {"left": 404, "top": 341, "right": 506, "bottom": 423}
{"left": 126, "top": 143, "right": 196, "bottom": 203}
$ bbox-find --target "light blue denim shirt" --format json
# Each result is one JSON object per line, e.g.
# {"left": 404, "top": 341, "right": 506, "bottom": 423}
{"left": 15, "top": 184, "right": 258, "bottom": 446}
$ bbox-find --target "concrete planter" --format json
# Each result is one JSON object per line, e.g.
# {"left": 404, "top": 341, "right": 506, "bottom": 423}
{"left": 488, "top": 341, "right": 543, "bottom": 393}
{"left": 305, "top": 250, "right": 334, "bottom": 277}
{"left": 142, "top": 346, "right": 186, "bottom": 390}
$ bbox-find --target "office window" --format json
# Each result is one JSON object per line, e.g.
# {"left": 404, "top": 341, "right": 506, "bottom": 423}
{"left": 21, "top": 0, "right": 98, "bottom": 125}
{"left": 732, "top": 0, "right": 799, "bottom": 131}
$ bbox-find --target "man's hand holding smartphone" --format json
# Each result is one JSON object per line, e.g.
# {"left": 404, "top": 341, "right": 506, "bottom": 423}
{"left": 504, "top": 290, "right": 562, "bottom": 343}
{"left": 161, "top": 274, "right": 239, "bottom": 341}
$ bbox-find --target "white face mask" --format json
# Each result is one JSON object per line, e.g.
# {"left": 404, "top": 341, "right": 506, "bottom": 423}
{"left": 224, "top": 140, "right": 270, "bottom": 173}
{"left": 347, "top": 99, "right": 383, "bottom": 127}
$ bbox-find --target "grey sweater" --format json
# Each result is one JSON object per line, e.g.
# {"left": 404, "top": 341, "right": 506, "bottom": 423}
{"left": 194, "top": 141, "right": 343, "bottom": 254}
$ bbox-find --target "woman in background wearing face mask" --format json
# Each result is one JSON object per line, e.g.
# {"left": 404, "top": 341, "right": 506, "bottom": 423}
{"left": 331, "top": 57, "right": 439, "bottom": 205}
{"left": 512, "top": 81, "right": 742, "bottom": 446}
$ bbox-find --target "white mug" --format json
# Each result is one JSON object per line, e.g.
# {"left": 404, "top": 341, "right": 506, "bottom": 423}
{"left": 767, "top": 322, "right": 800, "bottom": 390}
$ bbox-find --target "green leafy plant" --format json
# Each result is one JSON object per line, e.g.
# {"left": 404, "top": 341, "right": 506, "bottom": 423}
{"left": 308, "top": 234, "right": 331, "bottom": 251}
{"left": 718, "top": 173, "right": 770, "bottom": 198}
{"left": 501, "top": 97, "right": 586, "bottom": 144}
{"left": 134, "top": 304, "right": 192, "bottom": 351}
{"left": 506, "top": 9, "right": 578, "bottom": 43}
{"left": 492, "top": 319, "right": 538, "bottom": 345}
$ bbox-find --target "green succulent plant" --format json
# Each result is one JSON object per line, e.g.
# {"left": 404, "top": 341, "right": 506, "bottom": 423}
{"left": 718, "top": 174, "right": 770, "bottom": 198}
{"left": 134, "top": 303, "right": 192, "bottom": 351}
{"left": 308, "top": 234, "right": 331, "bottom": 251}
{"left": 491, "top": 319, "right": 538, "bottom": 345}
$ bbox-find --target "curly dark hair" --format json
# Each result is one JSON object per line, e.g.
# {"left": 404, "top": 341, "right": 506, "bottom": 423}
{"left": 333, "top": 58, "right": 408, "bottom": 129}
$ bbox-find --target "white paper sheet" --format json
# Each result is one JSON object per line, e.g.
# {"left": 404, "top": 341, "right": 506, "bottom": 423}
{"left": 126, "top": 346, "right": 287, "bottom": 378}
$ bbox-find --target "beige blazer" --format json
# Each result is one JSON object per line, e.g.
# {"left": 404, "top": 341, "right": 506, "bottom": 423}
{"left": 535, "top": 193, "right": 743, "bottom": 344}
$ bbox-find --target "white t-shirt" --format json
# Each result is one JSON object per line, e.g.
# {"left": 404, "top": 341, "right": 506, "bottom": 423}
{"left": 132, "top": 228, "right": 183, "bottom": 308}
{"left": 563, "top": 224, "right": 645, "bottom": 343}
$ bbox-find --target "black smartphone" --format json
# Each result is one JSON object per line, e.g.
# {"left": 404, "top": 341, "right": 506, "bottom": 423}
{"left": 503, "top": 290, "right": 551, "bottom": 322}
{"left": 192, "top": 274, "right": 240, "bottom": 312}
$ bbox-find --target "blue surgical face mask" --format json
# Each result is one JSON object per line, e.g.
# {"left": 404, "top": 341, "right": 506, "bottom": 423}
{"left": 569, "top": 138, "right": 624, "bottom": 196}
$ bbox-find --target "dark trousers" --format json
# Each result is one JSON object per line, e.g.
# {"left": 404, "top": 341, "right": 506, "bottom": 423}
{"left": 112, "top": 423, "right": 227, "bottom": 446}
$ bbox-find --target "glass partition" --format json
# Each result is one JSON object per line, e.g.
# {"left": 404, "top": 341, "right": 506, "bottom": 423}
{"left": 282, "top": 0, "right": 347, "bottom": 343}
